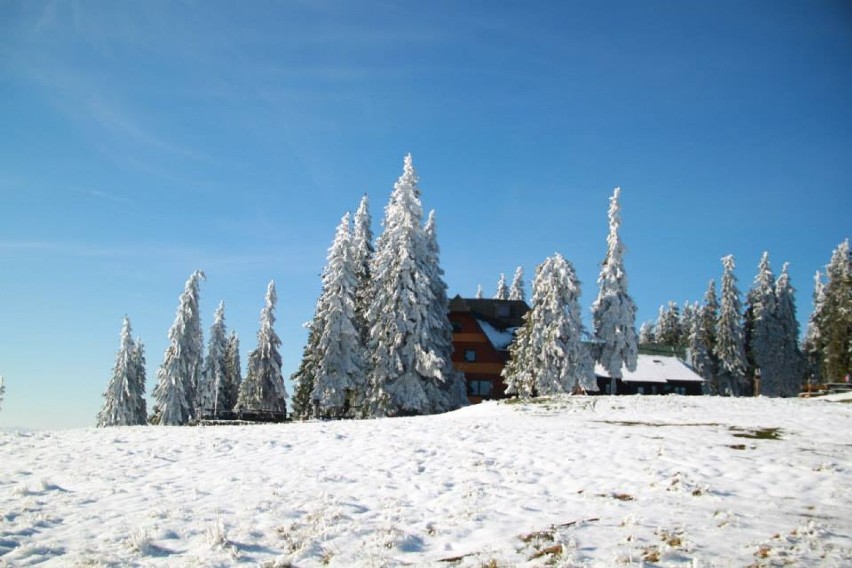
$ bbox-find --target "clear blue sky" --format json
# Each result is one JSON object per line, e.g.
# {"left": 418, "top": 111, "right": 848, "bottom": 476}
{"left": 1, "top": 1, "right": 850, "bottom": 429}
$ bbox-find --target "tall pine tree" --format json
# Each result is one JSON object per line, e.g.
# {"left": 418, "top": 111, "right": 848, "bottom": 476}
{"left": 98, "top": 316, "right": 147, "bottom": 426}
{"left": 802, "top": 271, "right": 826, "bottom": 385}
{"left": 312, "top": 213, "right": 365, "bottom": 419}
{"left": 223, "top": 331, "right": 242, "bottom": 412}
{"left": 364, "top": 154, "right": 460, "bottom": 417}
{"left": 352, "top": 194, "right": 374, "bottom": 348}
{"left": 820, "top": 239, "right": 851, "bottom": 381}
{"left": 237, "top": 281, "right": 287, "bottom": 416}
{"left": 199, "top": 301, "right": 230, "bottom": 418}
{"left": 592, "top": 187, "right": 638, "bottom": 394}
{"left": 131, "top": 337, "right": 147, "bottom": 423}
{"left": 775, "top": 263, "right": 804, "bottom": 396}
{"left": 423, "top": 210, "right": 468, "bottom": 411}
{"left": 152, "top": 270, "right": 205, "bottom": 425}
{"left": 714, "top": 255, "right": 747, "bottom": 395}
{"left": 745, "top": 252, "right": 782, "bottom": 396}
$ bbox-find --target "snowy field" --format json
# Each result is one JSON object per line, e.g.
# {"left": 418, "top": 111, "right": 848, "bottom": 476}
{"left": 1, "top": 396, "right": 851, "bottom": 567}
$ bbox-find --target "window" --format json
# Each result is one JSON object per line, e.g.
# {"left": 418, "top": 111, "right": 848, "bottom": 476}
{"left": 451, "top": 321, "right": 462, "bottom": 332}
{"left": 464, "top": 349, "right": 476, "bottom": 362}
{"left": 637, "top": 386, "right": 645, "bottom": 395}
{"left": 468, "top": 379, "right": 493, "bottom": 397}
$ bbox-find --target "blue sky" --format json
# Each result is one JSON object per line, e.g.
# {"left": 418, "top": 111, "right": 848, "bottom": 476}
{"left": 1, "top": 1, "right": 850, "bottom": 429}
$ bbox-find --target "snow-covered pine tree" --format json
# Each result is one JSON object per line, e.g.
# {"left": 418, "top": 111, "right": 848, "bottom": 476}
{"left": 352, "top": 194, "right": 374, "bottom": 347}
{"left": 775, "top": 263, "right": 804, "bottom": 396}
{"left": 199, "top": 301, "right": 230, "bottom": 419}
{"left": 223, "top": 331, "right": 242, "bottom": 412}
{"left": 820, "top": 239, "right": 851, "bottom": 382}
{"left": 502, "top": 308, "right": 536, "bottom": 398}
{"left": 509, "top": 266, "right": 526, "bottom": 302}
{"left": 802, "top": 271, "right": 826, "bottom": 385}
{"left": 680, "top": 302, "right": 697, "bottom": 345}
{"left": 424, "top": 210, "right": 468, "bottom": 411}
{"left": 364, "top": 154, "right": 460, "bottom": 417}
{"left": 699, "top": 279, "right": 720, "bottom": 392}
{"left": 655, "top": 301, "right": 683, "bottom": 347}
{"left": 714, "top": 255, "right": 747, "bottom": 395}
{"left": 505, "top": 253, "right": 597, "bottom": 396}
{"left": 746, "top": 252, "right": 782, "bottom": 396}
{"left": 638, "top": 321, "right": 656, "bottom": 344}
{"left": 130, "top": 337, "right": 147, "bottom": 424}
{"left": 0, "top": 376, "right": 4, "bottom": 413}
{"left": 688, "top": 306, "right": 713, "bottom": 387}
{"left": 311, "top": 213, "right": 364, "bottom": 419}
{"left": 592, "top": 187, "right": 638, "bottom": 394}
{"left": 152, "top": 270, "right": 205, "bottom": 425}
{"left": 494, "top": 273, "right": 509, "bottom": 300}
{"left": 237, "top": 281, "right": 287, "bottom": 416}
{"left": 475, "top": 284, "right": 483, "bottom": 299}
{"left": 291, "top": 320, "right": 321, "bottom": 420}
{"left": 98, "top": 316, "right": 146, "bottom": 427}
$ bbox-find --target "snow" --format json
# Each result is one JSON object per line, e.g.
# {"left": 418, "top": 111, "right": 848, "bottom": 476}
{"left": 475, "top": 318, "right": 516, "bottom": 351}
{"left": 2, "top": 396, "right": 850, "bottom": 566}
{"left": 594, "top": 354, "right": 704, "bottom": 384}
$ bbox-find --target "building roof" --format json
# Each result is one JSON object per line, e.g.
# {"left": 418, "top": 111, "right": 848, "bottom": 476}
{"left": 449, "top": 296, "right": 529, "bottom": 329}
{"left": 594, "top": 354, "right": 704, "bottom": 384}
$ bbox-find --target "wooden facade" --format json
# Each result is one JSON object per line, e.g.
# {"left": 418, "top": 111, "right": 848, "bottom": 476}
{"left": 448, "top": 296, "right": 529, "bottom": 404}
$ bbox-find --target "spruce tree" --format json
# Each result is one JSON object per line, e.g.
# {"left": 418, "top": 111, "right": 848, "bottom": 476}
{"left": 237, "top": 281, "right": 287, "bottom": 415}
{"left": 98, "top": 317, "right": 146, "bottom": 427}
{"left": 502, "top": 309, "right": 536, "bottom": 398}
{"left": 494, "top": 273, "right": 509, "bottom": 300}
{"left": 475, "top": 284, "right": 483, "bottom": 299}
{"left": 775, "top": 263, "right": 804, "bottom": 396}
{"left": 291, "top": 320, "right": 321, "bottom": 420}
{"left": 364, "top": 154, "right": 460, "bottom": 417}
{"left": 352, "top": 194, "right": 374, "bottom": 348}
{"left": 638, "top": 321, "right": 656, "bottom": 344}
{"left": 592, "top": 187, "right": 638, "bottom": 393}
{"left": 152, "top": 270, "right": 205, "bottom": 425}
{"left": 131, "top": 337, "right": 147, "bottom": 424}
{"left": 699, "top": 279, "right": 720, "bottom": 392}
{"left": 312, "top": 213, "right": 364, "bottom": 419}
{"left": 223, "top": 331, "right": 242, "bottom": 412}
{"left": 655, "top": 302, "right": 683, "bottom": 347}
{"left": 509, "top": 266, "right": 526, "bottom": 302}
{"left": 820, "top": 239, "right": 851, "bottom": 382}
{"left": 504, "top": 254, "right": 597, "bottom": 396}
{"left": 423, "top": 210, "right": 468, "bottom": 411}
{"left": 199, "top": 301, "right": 230, "bottom": 418}
{"left": 688, "top": 307, "right": 713, "bottom": 388}
{"left": 745, "top": 252, "right": 777, "bottom": 395}
{"left": 802, "top": 271, "right": 826, "bottom": 385}
{"left": 714, "top": 255, "right": 747, "bottom": 395}
{"left": 0, "top": 376, "right": 4, "bottom": 413}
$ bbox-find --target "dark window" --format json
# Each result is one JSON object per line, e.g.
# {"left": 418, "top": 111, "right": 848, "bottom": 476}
{"left": 451, "top": 321, "right": 463, "bottom": 332}
{"left": 464, "top": 349, "right": 476, "bottom": 362}
{"left": 468, "top": 379, "right": 493, "bottom": 397}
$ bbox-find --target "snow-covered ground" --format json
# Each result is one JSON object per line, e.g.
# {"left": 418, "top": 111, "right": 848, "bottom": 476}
{"left": 1, "top": 396, "right": 850, "bottom": 567}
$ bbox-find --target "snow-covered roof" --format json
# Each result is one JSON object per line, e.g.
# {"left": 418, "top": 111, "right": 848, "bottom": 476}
{"left": 475, "top": 318, "right": 517, "bottom": 351}
{"left": 595, "top": 354, "right": 704, "bottom": 384}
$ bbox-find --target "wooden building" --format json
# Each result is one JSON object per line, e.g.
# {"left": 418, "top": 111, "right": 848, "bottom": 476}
{"left": 448, "top": 296, "right": 529, "bottom": 404}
